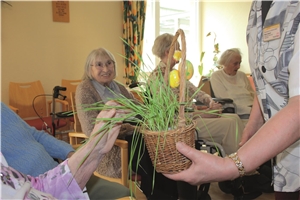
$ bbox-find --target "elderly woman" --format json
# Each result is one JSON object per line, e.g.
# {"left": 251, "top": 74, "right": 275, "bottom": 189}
{"left": 150, "top": 33, "right": 245, "bottom": 155}
{"left": 210, "top": 48, "right": 255, "bottom": 120}
{"left": 76, "top": 47, "right": 137, "bottom": 178}
{"left": 1, "top": 102, "right": 122, "bottom": 199}
{"left": 75, "top": 47, "right": 175, "bottom": 199}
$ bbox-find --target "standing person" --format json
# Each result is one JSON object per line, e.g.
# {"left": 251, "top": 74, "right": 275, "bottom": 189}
{"left": 163, "top": 1, "right": 300, "bottom": 200}
{"left": 150, "top": 33, "right": 245, "bottom": 155}
{"left": 1, "top": 101, "right": 128, "bottom": 199}
{"left": 0, "top": 102, "right": 131, "bottom": 199}
{"left": 210, "top": 48, "right": 255, "bottom": 122}
{"left": 243, "top": 1, "right": 300, "bottom": 198}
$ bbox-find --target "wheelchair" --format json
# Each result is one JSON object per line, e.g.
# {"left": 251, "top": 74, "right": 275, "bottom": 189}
{"left": 197, "top": 77, "right": 236, "bottom": 114}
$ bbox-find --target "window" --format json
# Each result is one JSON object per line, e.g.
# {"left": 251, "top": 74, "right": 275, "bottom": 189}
{"left": 142, "top": 0, "right": 200, "bottom": 85}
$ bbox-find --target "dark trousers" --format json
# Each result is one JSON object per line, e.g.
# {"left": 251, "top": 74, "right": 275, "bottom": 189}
{"left": 125, "top": 134, "right": 197, "bottom": 199}
{"left": 275, "top": 191, "right": 300, "bottom": 200}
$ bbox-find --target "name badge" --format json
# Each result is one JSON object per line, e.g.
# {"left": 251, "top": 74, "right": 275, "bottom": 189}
{"left": 263, "top": 24, "right": 281, "bottom": 42}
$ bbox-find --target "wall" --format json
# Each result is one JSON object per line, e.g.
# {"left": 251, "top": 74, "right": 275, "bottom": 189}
{"left": 1, "top": 1, "right": 252, "bottom": 105}
{"left": 200, "top": 1, "right": 252, "bottom": 75}
{"left": 1, "top": 1, "right": 123, "bottom": 104}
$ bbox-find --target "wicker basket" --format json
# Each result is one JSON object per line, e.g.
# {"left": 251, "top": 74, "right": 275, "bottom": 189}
{"left": 143, "top": 121, "right": 196, "bottom": 173}
{"left": 142, "top": 29, "right": 196, "bottom": 174}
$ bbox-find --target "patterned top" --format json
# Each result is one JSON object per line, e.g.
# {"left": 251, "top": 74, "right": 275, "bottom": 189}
{"left": 247, "top": 0, "right": 300, "bottom": 192}
{"left": 148, "top": 61, "right": 212, "bottom": 106}
{"left": 1, "top": 153, "right": 89, "bottom": 199}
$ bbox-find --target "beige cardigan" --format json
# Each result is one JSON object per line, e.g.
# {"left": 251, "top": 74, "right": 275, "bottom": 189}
{"left": 76, "top": 79, "right": 136, "bottom": 178}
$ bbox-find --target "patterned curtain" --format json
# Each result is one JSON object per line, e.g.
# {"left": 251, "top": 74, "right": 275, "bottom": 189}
{"left": 122, "top": 1, "right": 147, "bottom": 85}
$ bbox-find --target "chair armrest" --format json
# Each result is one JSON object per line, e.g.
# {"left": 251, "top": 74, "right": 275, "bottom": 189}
{"left": 114, "top": 139, "right": 128, "bottom": 187}
{"left": 47, "top": 99, "right": 69, "bottom": 115}
{"left": 9, "top": 105, "right": 19, "bottom": 114}
{"left": 114, "top": 139, "right": 128, "bottom": 149}
{"left": 69, "top": 132, "right": 88, "bottom": 139}
{"left": 68, "top": 132, "right": 88, "bottom": 149}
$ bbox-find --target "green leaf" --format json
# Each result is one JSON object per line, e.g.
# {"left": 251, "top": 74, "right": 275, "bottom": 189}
{"left": 198, "top": 64, "right": 203, "bottom": 76}
{"left": 200, "top": 51, "right": 205, "bottom": 62}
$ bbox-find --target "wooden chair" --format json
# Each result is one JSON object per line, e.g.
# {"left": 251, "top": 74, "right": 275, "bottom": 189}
{"left": 60, "top": 79, "right": 81, "bottom": 111}
{"left": 198, "top": 76, "right": 213, "bottom": 96}
{"left": 129, "top": 89, "right": 144, "bottom": 103}
{"left": 59, "top": 79, "right": 81, "bottom": 128}
{"left": 9, "top": 80, "right": 68, "bottom": 134}
{"left": 68, "top": 92, "right": 129, "bottom": 187}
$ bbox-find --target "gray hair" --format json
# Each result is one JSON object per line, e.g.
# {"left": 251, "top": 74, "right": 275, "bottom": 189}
{"left": 152, "top": 33, "right": 175, "bottom": 59}
{"left": 218, "top": 48, "right": 242, "bottom": 67}
{"left": 82, "top": 47, "right": 117, "bottom": 80}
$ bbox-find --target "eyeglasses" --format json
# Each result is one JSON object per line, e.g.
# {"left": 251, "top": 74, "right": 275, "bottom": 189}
{"left": 93, "top": 60, "right": 115, "bottom": 69}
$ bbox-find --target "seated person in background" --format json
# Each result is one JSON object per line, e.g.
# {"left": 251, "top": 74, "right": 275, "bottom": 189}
{"left": 1, "top": 101, "right": 126, "bottom": 199}
{"left": 150, "top": 33, "right": 245, "bottom": 155}
{"left": 0, "top": 102, "right": 131, "bottom": 199}
{"left": 210, "top": 48, "right": 255, "bottom": 121}
{"left": 76, "top": 47, "right": 178, "bottom": 199}
{"left": 76, "top": 47, "right": 138, "bottom": 178}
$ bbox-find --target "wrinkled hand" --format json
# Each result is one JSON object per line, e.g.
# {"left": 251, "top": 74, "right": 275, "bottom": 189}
{"left": 88, "top": 101, "right": 124, "bottom": 154}
{"left": 209, "top": 101, "right": 222, "bottom": 114}
{"left": 163, "top": 142, "right": 228, "bottom": 185}
{"left": 119, "top": 123, "right": 136, "bottom": 137}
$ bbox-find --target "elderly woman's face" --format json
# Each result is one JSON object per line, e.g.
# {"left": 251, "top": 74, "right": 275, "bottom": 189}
{"left": 91, "top": 56, "right": 115, "bottom": 86}
{"left": 224, "top": 54, "right": 241, "bottom": 76}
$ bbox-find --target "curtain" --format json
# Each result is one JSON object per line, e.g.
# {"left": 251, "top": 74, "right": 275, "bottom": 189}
{"left": 122, "top": 1, "right": 147, "bottom": 85}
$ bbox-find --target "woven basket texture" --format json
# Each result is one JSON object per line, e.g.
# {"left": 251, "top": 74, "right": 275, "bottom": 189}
{"left": 143, "top": 121, "right": 196, "bottom": 174}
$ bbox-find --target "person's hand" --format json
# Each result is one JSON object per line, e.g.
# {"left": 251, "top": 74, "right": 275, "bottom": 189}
{"left": 194, "top": 100, "right": 222, "bottom": 118}
{"left": 239, "top": 117, "right": 263, "bottom": 147}
{"left": 119, "top": 123, "right": 135, "bottom": 137}
{"left": 163, "top": 142, "right": 237, "bottom": 185}
{"left": 209, "top": 100, "right": 222, "bottom": 114}
{"left": 88, "top": 101, "right": 125, "bottom": 154}
{"left": 239, "top": 128, "right": 256, "bottom": 147}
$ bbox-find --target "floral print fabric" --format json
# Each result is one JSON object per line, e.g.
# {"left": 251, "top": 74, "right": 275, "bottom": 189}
{"left": 0, "top": 153, "right": 89, "bottom": 199}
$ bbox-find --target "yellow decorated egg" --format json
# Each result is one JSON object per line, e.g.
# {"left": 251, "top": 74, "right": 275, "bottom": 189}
{"left": 173, "top": 50, "right": 182, "bottom": 62}
{"left": 179, "top": 60, "right": 194, "bottom": 80}
{"left": 169, "top": 69, "right": 180, "bottom": 88}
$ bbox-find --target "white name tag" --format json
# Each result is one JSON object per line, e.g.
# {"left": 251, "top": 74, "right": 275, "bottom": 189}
{"left": 263, "top": 24, "right": 281, "bottom": 42}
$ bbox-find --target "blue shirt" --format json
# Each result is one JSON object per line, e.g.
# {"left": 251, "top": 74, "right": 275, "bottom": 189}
{"left": 1, "top": 102, "right": 74, "bottom": 176}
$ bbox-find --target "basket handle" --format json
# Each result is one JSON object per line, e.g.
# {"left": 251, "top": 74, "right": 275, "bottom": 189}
{"left": 164, "top": 29, "right": 187, "bottom": 127}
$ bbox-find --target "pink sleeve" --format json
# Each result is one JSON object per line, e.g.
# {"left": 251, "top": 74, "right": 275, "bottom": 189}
{"left": 30, "top": 159, "right": 89, "bottom": 199}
